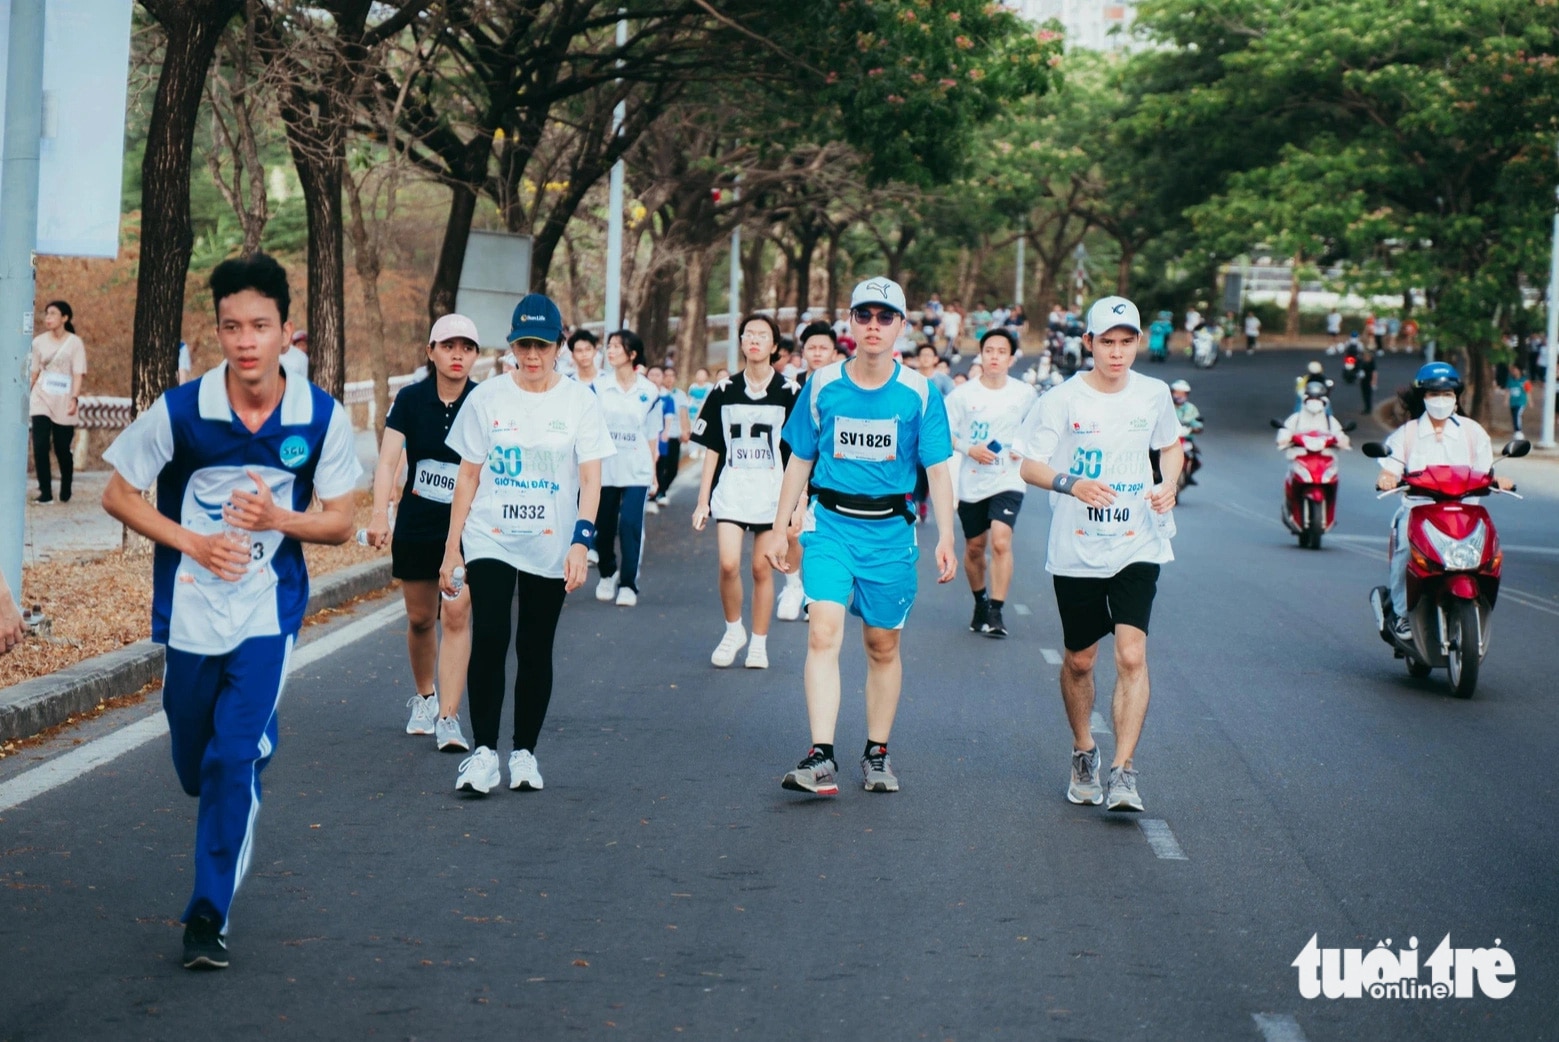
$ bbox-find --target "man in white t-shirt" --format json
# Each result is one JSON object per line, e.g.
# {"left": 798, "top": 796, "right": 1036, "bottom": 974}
{"left": 280, "top": 330, "right": 309, "bottom": 381}
{"left": 944, "top": 328, "right": 1036, "bottom": 638}
{"left": 1018, "top": 295, "right": 1182, "bottom": 814}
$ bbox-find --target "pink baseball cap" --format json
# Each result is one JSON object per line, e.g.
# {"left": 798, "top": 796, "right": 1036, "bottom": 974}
{"left": 429, "top": 313, "right": 481, "bottom": 345}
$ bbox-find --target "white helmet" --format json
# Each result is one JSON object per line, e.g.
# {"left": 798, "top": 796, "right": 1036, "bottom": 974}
{"left": 1170, "top": 379, "right": 1191, "bottom": 394}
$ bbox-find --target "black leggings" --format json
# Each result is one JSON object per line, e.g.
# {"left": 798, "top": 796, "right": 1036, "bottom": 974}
{"left": 31, "top": 415, "right": 74, "bottom": 498}
{"left": 465, "top": 558, "right": 567, "bottom": 753}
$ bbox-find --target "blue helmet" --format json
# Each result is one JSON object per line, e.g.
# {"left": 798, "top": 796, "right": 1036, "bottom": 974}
{"left": 1413, "top": 361, "right": 1463, "bottom": 393}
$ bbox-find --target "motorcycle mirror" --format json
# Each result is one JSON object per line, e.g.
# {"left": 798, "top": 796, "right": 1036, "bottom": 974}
{"left": 1341, "top": 421, "right": 1358, "bottom": 433}
{"left": 1503, "top": 439, "right": 1533, "bottom": 458}
{"left": 1361, "top": 442, "right": 1390, "bottom": 459}
{"left": 1268, "top": 419, "right": 1284, "bottom": 429}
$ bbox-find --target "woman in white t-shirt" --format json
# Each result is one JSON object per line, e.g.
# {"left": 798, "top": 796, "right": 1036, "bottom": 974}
{"left": 440, "top": 294, "right": 615, "bottom": 796}
{"left": 591, "top": 329, "right": 662, "bottom": 607}
{"left": 28, "top": 300, "right": 87, "bottom": 503}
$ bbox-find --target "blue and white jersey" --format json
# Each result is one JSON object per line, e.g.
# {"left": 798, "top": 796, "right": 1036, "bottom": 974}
{"left": 783, "top": 360, "right": 952, "bottom": 498}
{"left": 103, "top": 363, "right": 362, "bottom": 655}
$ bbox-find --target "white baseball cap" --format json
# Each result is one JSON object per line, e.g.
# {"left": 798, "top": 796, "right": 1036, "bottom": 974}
{"left": 849, "top": 277, "right": 908, "bottom": 316}
{"left": 1085, "top": 296, "right": 1142, "bottom": 336}
{"left": 429, "top": 313, "right": 481, "bottom": 346}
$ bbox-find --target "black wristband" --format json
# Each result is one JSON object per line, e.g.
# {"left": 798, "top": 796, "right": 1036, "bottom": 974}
{"left": 572, "top": 520, "right": 597, "bottom": 549}
{"left": 1052, "top": 474, "right": 1076, "bottom": 496}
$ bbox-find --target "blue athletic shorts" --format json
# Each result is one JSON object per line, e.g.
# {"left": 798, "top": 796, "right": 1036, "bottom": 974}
{"left": 800, "top": 510, "right": 918, "bottom": 630}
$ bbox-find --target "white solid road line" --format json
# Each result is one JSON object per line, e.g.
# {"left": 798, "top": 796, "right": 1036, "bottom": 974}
{"left": 1012, "top": 603, "right": 1032, "bottom": 616}
{"left": 0, "top": 600, "right": 407, "bottom": 815}
{"left": 1040, "top": 647, "right": 1063, "bottom": 665}
{"left": 1251, "top": 1012, "right": 1308, "bottom": 1042}
{"left": 1137, "top": 818, "right": 1188, "bottom": 860}
{"left": 1090, "top": 711, "right": 1111, "bottom": 735}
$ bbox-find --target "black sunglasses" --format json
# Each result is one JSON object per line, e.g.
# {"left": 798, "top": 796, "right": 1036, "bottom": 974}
{"left": 852, "top": 306, "right": 901, "bottom": 326}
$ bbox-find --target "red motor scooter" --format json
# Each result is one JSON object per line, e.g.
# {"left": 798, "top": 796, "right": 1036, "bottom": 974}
{"left": 1271, "top": 419, "right": 1356, "bottom": 549}
{"left": 1363, "top": 440, "right": 1529, "bottom": 698}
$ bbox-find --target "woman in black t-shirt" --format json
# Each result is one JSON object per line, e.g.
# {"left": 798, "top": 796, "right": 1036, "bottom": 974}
{"left": 369, "top": 314, "right": 480, "bottom": 751}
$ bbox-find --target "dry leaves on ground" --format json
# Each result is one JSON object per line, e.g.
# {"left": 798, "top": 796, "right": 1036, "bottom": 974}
{"left": 2, "top": 493, "right": 387, "bottom": 689}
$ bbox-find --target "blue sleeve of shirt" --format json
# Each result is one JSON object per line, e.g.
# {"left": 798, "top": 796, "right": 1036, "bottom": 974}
{"left": 782, "top": 382, "right": 819, "bottom": 462}
{"left": 918, "top": 386, "right": 952, "bottom": 468}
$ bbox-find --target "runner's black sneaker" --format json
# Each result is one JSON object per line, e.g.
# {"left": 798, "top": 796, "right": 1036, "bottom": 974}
{"left": 781, "top": 747, "right": 839, "bottom": 796}
{"left": 969, "top": 600, "right": 989, "bottom": 633}
{"left": 983, "top": 605, "right": 1007, "bottom": 638}
{"left": 182, "top": 914, "right": 229, "bottom": 970}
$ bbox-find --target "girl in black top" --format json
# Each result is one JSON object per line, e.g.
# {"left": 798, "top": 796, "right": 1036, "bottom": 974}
{"left": 368, "top": 314, "right": 480, "bottom": 750}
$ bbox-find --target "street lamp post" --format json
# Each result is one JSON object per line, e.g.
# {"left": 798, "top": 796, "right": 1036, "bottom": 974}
{"left": 1542, "top": 175, "right": 1559, "bottom": 449}
{"left": 728, "top": 183, "right": 740, "bottom": 374}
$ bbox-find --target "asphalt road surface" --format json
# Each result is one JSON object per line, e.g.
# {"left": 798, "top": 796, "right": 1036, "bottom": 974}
{"left": 3, "top": 348, "right": 1556, "bottom": 1041}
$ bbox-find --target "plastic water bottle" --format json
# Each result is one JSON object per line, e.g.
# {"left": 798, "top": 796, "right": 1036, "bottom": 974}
{"left": 357, "top": 502, "right": 394, "bottom": 546}
{"left": 442, "top": 566, "right": 465, "bottom": 601}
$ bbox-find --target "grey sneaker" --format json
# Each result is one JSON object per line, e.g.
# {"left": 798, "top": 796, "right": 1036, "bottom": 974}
{"left": 781, "top": 747, "right": 839, "bottom": 796}
{"left": 1105, "top": 764, "right": 1144, "bottom": 813}
{"left": 435, "top": 714, "right": 469, "bottom": 752}
{"left": 456, "top": 746, "right": 501, "bottom": 795}
{"left": 405, "top": 694, "right": 437, "bottom": 735}
{"left": 861, "top": 744, "right": 900, "bottom": 793}
{"left": 1067, "top": 746, "right": 1104, "bottom": 805}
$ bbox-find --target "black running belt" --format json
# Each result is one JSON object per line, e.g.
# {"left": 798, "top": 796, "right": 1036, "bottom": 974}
{"left": 813, "top": 486, "right": 915, "bottom": 523}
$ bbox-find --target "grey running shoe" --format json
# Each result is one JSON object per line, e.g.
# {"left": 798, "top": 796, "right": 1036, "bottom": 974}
{"left": 969, "top": 600, "right": 989, "bottom": 633}
{"left": 435, "top": 714, "right": 469, "bottom": 752}
{"left": 861, "top": 744, "right": 900, "bottom": 793}
{"left": 1106, "top": 764, "right": 1144, "bottom": 813}
{"left": 983, "top": 605, "right": 1008, "bottom": 638}
{"left": 405, "top": 693, "right": 437, "bottom": 735}
{"left": 781, "top": 747, "right": 839, "bottom": 796}
{"left": 182, "top": 914, "right": 229, "bottom": 970}
{"left": 456, "top": 746, "right": 501, "bottom": 795}
{"left": 1067, "top": 746, "right": 1104, "bottom": 805}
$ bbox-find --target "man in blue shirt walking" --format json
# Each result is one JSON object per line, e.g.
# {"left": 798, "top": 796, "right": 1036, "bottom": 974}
{"left": 768, "top": 277, "right": 956, "bottom": 795}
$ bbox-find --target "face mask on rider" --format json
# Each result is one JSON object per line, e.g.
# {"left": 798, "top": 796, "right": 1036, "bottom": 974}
{"left": 1303, "top": 398, "right": 1326, "bottom": 415}
{"left": 1424, "top": 395, "right": 1457, "bottom": 421}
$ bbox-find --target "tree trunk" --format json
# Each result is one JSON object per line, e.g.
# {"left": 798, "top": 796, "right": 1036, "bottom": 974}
{"left": 287, "top": 138, "right": 347, "bottom": 399}
{"left": 345, "top": 178, "right": 388, "bottom": 437}
{"left": 793, "top": 233, "right": 817, "bottom": 319}
{"left": 562, "top": 228, "right": 581, "bottom": 325}
{"left": 1116, "top": 245, "right": 1135, "bottom": 296}
{"left": 824, "top": 228, "right": 842, "bottom": 319}
{"left": 676, "top": 247, "right": 713, "bottom": 371}
{"left": 740, "top": 234, "right": 764, "bottom": 313}
{"left": 1287, "top": 250, "right": 1302, "bottom": 338}
{"left": 133, "top": 0, "right": 244, "bottom": 415}
{"left": 637, "top": 260, "right": 676, "bottom": 357}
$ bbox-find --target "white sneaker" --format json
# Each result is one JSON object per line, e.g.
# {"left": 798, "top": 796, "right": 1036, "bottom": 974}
{"left": 405, "top": 694, "right": 437, "bottom": 735}
{"left": 776, "top": 583, "right": 804, "bottom": 622}
{"left": 586, "top": 548, "right": 599, "bottom": 565}
{"left": 744, "top": 643, "right": 768, "bottom": 669}
{"left": 456, "top": 746, "right": 500, "bottom": 795}
{"left": 615, "top": 586, "right": 637, "bottom": 607}
{"left": 508, "top": 749, "right": 544, "bottom": 791}
{"left": 595, "top": 575, "right": 618, "bottom": 602}
{"left": 644, "top": 500, "right": 660, "bottom": 515}
{"left": 711, "top": 625, "right": 747, "bottom": 667}
{"left": 435, "top": 715, "right": 469, "bottom": 752}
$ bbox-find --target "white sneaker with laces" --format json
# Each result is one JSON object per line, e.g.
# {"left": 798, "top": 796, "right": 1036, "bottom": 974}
{"left": 456, "top": 746, "right": 501, "bottom": 795}
{"left": 744, "top": 643, "right": 768, "bottom": 669}
{"left": 776, "top": 582, "right": 804, "bottom": 622}
{"left": 615, "top": 586, "right": 637, "bottom": 607}
{"left": 508, "top": 749, "right": 544, "bottom": 791}
{"left": 435, "top": 715, "right": 469, "bottom": 752}
{"left": 644, "top": 500, "right": 660, "bottom": 515}
{"left": 595, "top": 575, "right": 618, "bottom": 602}
{"left": 405, "top": 694, "right": 437, "bottom": 735}
{"left": 711, "top": 624, "right": 747, "bottom": 667}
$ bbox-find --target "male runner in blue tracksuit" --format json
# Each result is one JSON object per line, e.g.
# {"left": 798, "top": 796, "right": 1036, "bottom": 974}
{"left": 103, "top": 253, "right": 361, "bottom": 969}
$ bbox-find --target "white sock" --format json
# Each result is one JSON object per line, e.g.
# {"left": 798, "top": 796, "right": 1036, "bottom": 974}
{"left": 749, "top": 633, "right": 767, "bottom": 654}
{"left": 784, "top": 571, "right": 802, "bottom": 590}
{"left": 726, "top": 619, "right": 745, "bottom": 637}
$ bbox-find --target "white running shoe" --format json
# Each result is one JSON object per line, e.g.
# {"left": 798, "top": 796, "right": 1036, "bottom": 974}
{"left": 615, "top": 586, "right": 637, "bottom": 607}
{"left": 456, "top": 746, "right": 500, "bottom": 795}
{"left": 405, "top": 694, "right": 437, "bottom": 735}
{"left": 586, "top": 548, "right": 599, "bottom": 565}
{"left": 744, "top": 643, "right": 768, "bottom": 669}
{"left": 711, "top": 625, "right": 747, "bottom": 667}
{"left": 644, "top": 500, "right": 660, "bottom": 515}
{"left": 435, "top": 715, "right": 469, "bottom": 752}
{"left": 508, "top": 749, "right": 544, "bottom": 791}
{"left": 595, "top": 575, "right": 618, "bottom": 602}
{"left": 776, "top": 583, "right": 804, "bottom": 622}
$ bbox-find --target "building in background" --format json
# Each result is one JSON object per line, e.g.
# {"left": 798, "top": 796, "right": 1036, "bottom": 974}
{"left": 1010, "top": 0, "right": 1137, "bottom": 52}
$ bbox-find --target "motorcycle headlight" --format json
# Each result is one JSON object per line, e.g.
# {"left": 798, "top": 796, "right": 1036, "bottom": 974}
{"left": 1423, "top": 520, "right": 1486, "bottom": 571}
{"left": 1321, "top": 463, "right": 1339, "bottom": 483}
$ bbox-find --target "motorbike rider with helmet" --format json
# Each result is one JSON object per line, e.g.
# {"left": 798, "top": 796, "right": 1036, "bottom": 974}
{"left": 1375, "top": 362, "right": 1513, "bottom": 640}
{"left": 1170, "top": 380, "right": 1203, "bottom": 485}
{"left": 1278, "top": 379, "right": 1350, "bottom": 454}
{"left": 1294, "top": 360, "right": 1334, "bottom": 413}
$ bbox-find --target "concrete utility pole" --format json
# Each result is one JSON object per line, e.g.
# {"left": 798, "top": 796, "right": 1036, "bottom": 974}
{"left": 603, "top": 11, "right": 627, "bottom": 333}
{"left": 728, "top": 183, "right": 740, "bottom": 374}
{"left": 0, "top": 0, "right": 46, "bottom": 607}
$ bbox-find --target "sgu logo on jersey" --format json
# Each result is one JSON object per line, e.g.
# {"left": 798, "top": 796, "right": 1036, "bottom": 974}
{"left": 1292, "top": 934, "right": 1515, "bottom": 1000}
{"left": 279, "top": 435, "right": 311, "bottom": 468}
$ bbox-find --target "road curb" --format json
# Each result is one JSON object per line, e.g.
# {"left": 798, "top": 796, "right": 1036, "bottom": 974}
{"left": 0, "top": 558, "right": 394, "bottom": 744}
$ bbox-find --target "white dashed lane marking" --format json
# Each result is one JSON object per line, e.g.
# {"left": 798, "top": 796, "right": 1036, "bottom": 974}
{"left": 1040, "top": 647, "right": 1062, "bottom": 665}
{"left": 1137, "top": 818, "right": 1188, "bottom": 860}
{"left": 1013, "top": 603, "right": 1032, "bottom": 616}
{"left": 1251, "top": 1012, "right": 1308, "bottom": 1042}
{"left": 1090, "top": 711, "right": 1111, "bottom": 735}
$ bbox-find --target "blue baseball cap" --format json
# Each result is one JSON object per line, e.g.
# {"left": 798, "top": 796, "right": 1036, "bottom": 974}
{"left": 507, "top": 293, "right": 564, "bottom": 344}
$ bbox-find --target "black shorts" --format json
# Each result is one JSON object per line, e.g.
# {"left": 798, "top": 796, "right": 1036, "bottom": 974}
{"left": 715, "top": 518, "right": 772, "bottom": 533}
{"left": 391, "top": 539, "right": 445, "bottom": 582}
{"left": 1052, "top": 562, "right": 1160, "bottom": 652}
{"left": 957, "top": 491, "right": 1024, "bottom": 540}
